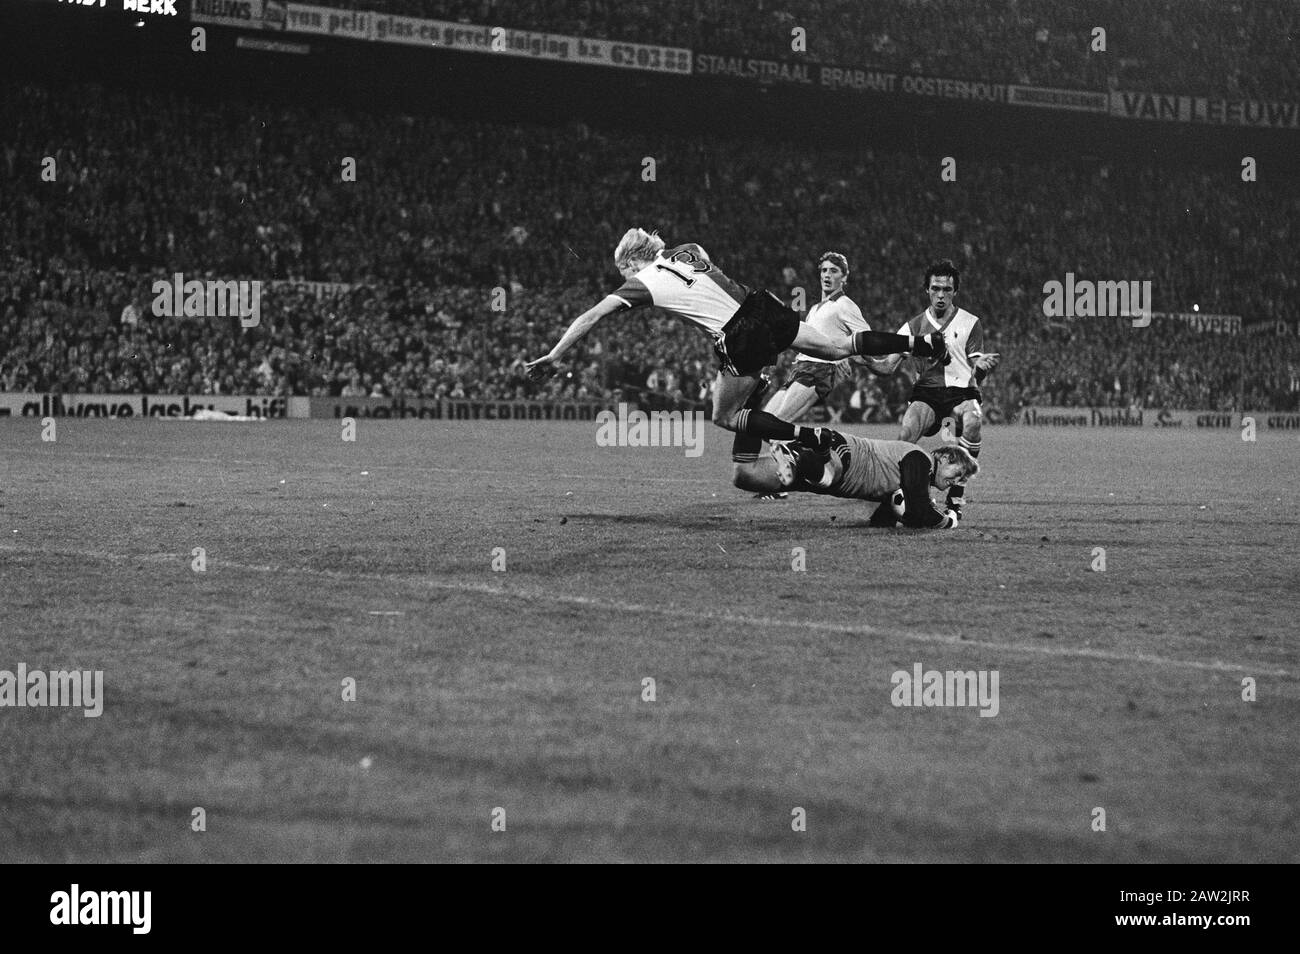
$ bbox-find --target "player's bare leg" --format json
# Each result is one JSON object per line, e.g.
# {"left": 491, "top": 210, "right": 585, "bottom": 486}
{"left": 751, "top": 381, "right": 823, "bottom": 499}
{"left": 727, "top": 375, "right": 785, "bottom": 498}
{"left": 712, "top": 371, "right": 764, "bottom": 430}
{"left": 947, "top": 399, "right": 984, "bottom": 516}
{"left": 791, "top": 325, "right": 854, "bottom": 360}
{"left": 731, "top": 376, "right": 827, "bottom": 494}
{"left": 762, "top": 380, "right": 819, "bottom": 423}
{"left": 955, "top": 401, "right": 983, "bottom": 452}
{"left": 733, "top": 442, "right": 824, "bottom": 493}
{"left": 897, "top": 401, "right": 936, "bottom": 444}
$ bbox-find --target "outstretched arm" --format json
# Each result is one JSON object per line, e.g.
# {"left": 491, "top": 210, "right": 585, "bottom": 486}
{"left": 966, "top": 321, "right": 999, "bottom": 384}
{"left": 526, "top": 295, "right": 626, "bottom": 378}
{"left": 972, "top": 351, "right": 1000, "bottom": 384}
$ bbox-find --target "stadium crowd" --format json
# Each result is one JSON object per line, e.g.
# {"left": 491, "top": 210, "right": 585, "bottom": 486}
{"left": 326, "top": 0, "right": 1300, "bottom": 101}
{"left": 3, "top": 80, "right": 1299, "bottom": 415}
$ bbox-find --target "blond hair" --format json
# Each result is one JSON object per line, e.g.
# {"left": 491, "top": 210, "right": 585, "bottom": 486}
{"left": 932, "top": 445, "right": 980, "bottom": 480}
{"left": 613, "top": 228, "right": 666, "bottom": 271}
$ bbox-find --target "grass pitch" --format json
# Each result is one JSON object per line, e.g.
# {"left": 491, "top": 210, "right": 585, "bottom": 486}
{"left": 0, "top": 418, "right": 1296, "bottom": 862}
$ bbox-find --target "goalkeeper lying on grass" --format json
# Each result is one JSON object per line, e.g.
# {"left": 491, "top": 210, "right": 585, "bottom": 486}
{"left": 731, "top": 418, "right": 979, "bottom": 529}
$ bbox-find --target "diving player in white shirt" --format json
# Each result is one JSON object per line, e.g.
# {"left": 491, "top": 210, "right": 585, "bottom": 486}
{"left": 525, "top": 229, "right": 946, "bottom": 447}
{"left": 745, "top": 251, "right": 897, "bottom": 498}
{"left": 761, "top": 252, "right": 893, "bottom": 422}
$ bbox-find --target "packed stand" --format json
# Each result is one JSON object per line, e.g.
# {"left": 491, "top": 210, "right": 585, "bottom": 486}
{"left": 323, "top": 0, "right": 1300, "bottom": 101}
{"left": 3, "top": 82, "right": 1299, "bottom": 415}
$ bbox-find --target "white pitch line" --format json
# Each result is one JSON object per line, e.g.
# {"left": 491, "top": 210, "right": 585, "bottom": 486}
{"left": 0, "top": 449, "right": 717, "bottom": 484}
{"left": 0, "top": 544, "right": 1291, "bottom": 678}
{"left": 0, "top": 447, "right": 1165, "bottom": 499}
{"left": 409, "top": 578, "right": 1294, "bottom": 678}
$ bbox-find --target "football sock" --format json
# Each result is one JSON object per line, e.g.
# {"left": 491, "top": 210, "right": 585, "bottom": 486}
{"left": 852, "top": 330, "right": 919, "bottom": 356}
{"left": 731, "top": 430, "right": 763, "bottom": 463}
{"left": 731, "top": 381, "right": 773, "bottom": 461}
{"left": 950, "top": 438, "right": 980, "bottom": 507}
{"left": 734, "top": 409, "right": 797, "bottom": 441}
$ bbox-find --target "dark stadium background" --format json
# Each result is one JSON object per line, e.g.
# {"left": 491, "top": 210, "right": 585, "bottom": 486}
{"left": 4, "top": 0, "right": 1298, "bottom": 418}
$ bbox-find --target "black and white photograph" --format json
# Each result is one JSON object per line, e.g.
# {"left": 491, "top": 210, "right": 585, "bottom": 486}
{"left": 0, "top": 0, "right": 1296, "bottom": 895}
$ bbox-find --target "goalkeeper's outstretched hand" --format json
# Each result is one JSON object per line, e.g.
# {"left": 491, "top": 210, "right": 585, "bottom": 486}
{"left": 525, "top": 355, "right": 558, "bottom": 382}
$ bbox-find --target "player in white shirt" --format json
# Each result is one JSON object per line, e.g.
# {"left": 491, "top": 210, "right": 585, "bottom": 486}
{"left": 745, "top": 251, "right": 896, "bottom": 497}
{"left": 761, "top": 252, "right": 895, "bottom": 420}
{"left": 872, "top": 259, "right": 1000, "bottom": 518}
{"left": 525, "top": 229, "right": 946, "bottom": 447}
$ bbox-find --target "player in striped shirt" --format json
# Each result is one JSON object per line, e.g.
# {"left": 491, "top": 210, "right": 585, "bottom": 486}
{"left": 730, "top": 425, "right": 978, "bottom": 529}
{"left": 872, "top": 259, "right": 1000, "bottom": 518}
{"left": 525, "top": 229, "right": 945, "bottom": 445}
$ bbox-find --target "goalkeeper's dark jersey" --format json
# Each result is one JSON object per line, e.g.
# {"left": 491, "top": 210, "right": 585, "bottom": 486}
{"left": 810, "top": 437, "right": 922, "bottom": 502}
{"left": 808, "top": 435, "right": 949, "bottom": 528}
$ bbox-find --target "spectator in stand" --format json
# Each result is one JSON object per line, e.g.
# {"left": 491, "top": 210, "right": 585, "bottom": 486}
{"left": 2, "top": 80, "right": 1298, "bottom": 413}
{"left": 321, "top": 0, "right": 1300, "bottom": 100}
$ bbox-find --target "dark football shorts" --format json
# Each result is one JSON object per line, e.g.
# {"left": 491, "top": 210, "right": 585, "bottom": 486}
{"left": 784, "top": 359, "right": 840, "bottom": 399}
{"left": 714, "top": 290, "right": 802, "bottom": 376}
{"left": 909, "top": 385, "right": 982, "bottom": 437}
